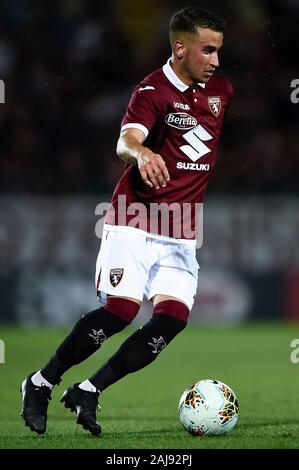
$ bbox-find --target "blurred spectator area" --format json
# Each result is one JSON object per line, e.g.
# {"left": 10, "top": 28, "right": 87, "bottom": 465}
{"left": 0, "top": 0, "right": 299, "bottom": 194}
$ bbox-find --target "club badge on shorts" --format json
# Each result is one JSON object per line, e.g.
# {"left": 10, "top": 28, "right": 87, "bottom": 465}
{"left": 208, "top": 96, "right": 221, "bottom": 117}
{"left": 110, "top": 268, "right": 124, "bottom": 287}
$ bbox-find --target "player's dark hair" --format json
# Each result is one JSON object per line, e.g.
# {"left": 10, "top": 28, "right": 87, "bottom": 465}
{"left": 169, "top": 6, "right": 226, "bottom": 37}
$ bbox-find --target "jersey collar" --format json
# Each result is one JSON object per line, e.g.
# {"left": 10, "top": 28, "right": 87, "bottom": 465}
{"left": 162, "top": 58, "right": 206, "bottom": 92}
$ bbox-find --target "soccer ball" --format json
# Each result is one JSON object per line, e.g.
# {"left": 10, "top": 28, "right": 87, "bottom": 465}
{"left": 178, "top": 379, "right": 239, "bottom": 436}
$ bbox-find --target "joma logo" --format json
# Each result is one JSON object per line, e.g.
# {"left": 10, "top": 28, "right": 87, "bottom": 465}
{"left": 173, "top": 102, "right": 190, "bottom": 111}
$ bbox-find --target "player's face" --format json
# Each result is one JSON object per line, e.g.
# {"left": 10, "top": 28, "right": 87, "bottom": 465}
{"left": 180, "top": 28, "right": 223, "bottom": 84}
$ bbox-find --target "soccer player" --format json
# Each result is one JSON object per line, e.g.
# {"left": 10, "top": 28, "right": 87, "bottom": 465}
{"left": 21, "top": 7, "right": 233, "bottom": 436}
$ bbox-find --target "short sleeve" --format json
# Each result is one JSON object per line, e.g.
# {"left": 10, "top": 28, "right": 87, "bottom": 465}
{"left": 121, "top": 85, "right": 159, "bottom": 139}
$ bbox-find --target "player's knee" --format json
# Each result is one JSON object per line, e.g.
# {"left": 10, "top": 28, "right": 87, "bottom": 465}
{"left": 103, "top": 297, "right": 140, "bottom": 324}
{"left": 150, "top": 300, "right": 189, "bottom": 341}
{"left": 153, "top": 300, "right": 189, "bottom": 325}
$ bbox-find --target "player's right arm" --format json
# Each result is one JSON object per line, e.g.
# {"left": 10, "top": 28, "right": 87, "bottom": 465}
{"left": 116, "top": 128, "right": 170, "bottom": 189}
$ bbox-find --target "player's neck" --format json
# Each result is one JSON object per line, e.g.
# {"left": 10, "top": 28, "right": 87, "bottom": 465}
{"left": 169, "top": 57, "right": 194, "bottom": 87}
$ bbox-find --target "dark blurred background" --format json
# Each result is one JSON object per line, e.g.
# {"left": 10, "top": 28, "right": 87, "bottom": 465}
{"left": 1, "top": 0, "right": 299, "bottom": 325}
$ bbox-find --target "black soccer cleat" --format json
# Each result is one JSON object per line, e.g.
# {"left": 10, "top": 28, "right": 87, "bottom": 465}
{"left": 60, "top": 383, "right": 101, "bottom": 436}
{"left": 20, "top": 373, "right": 52, "bottom": 435}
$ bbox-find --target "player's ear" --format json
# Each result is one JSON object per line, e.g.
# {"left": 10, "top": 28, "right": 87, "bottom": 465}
{"left": 173, "top": 40, "right": 185, "bottom": 60}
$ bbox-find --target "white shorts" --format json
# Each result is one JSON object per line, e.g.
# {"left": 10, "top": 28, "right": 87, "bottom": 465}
{"left": 95, "top": 225, "right": 199, "bottom": 310}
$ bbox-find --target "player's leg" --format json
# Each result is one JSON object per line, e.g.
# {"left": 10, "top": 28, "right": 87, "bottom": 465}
{"left": 66, "top": 296, "right": 189, "bottom": 433}
{"left": 84, "top": 295, "right": 189, "bottom": 397}
{"left": 21, "top": 228, "right": 149, "bottom": 435}
{"left": 59, "top": 294, "right": 141, "bottom": 436}
{"left": 21, "top": 296, "right": 140, "bottom": 435}
{"left": 58, "top": 228, "right": 154, "bottom": 435}
{"left": 61, "top": 240, "right": 198, "bottom": 436}
{"left": 79, "top": 242, "right": 198, "bottom": 395}
{"left": 41, "top": 296, "right": 141, "bottom": 385}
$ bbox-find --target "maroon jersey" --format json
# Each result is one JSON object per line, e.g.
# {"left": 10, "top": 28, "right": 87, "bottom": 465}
{"left": 105, "top": 59, "right": 233, "bottom": 240}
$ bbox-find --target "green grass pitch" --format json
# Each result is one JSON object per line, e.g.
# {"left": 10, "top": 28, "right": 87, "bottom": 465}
{"left": 0, "top": 323, "right": 298, "bottom": 449}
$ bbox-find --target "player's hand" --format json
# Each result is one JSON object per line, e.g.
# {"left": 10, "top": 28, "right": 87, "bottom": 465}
{"left": 137, "top": 150, "right": 170, "bottom": 189}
